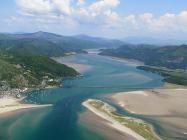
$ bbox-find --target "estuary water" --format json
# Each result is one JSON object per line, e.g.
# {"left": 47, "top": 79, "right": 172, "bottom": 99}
{"left": 0, "top": 53, "right": 164, "bottom": 140}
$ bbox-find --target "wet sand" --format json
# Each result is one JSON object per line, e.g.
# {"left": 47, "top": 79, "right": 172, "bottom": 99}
{"left": 111, "top": 89, "right": 187, "bottom": 135}
{"left": 62, "top": 62, "right": 92, "bottom": 73}
{"left": 78, "top": 110, "right": 138, "bottom": 140}
{"left": 0, "top": 97, "right": 52, "bottom": 115}
{"left": 53, "top": 57, "right": 92, "bottom": 73}
{"left": 82, "top": 100, "right": 148, "bottom": 140}
{"left": 104, "top": 56, "right": 144, "bottom": 67}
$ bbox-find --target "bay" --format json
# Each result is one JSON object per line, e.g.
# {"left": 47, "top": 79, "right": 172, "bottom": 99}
{"left": 0, "top": 53, "right": 163, "bottom": 140}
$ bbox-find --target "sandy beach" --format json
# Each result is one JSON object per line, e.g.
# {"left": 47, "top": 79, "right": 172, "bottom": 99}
{"left": 61, "top": 62, "right": 92, "bottom": 73}
{"left": 104, "top": 56, "right": 144, "bottom": 67}
{"left": 53, "top": 57, "right": 92, "bottom": 73}
{"left": 82, "top": 100, "right": 146, "bottom": 140}
{"left": 111, "top": 88, "right": 187, "bottom": 135}
{"left": 0, "top": 97, "right": 52, "bottom": 115}
{"left": 78, "top": 110, "right": 138, "bottom": 140}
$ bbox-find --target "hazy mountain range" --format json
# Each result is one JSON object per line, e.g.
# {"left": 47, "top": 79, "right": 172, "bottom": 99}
{"left": 0, "top": 31, "right": 187, "bottom": 88}
{"left": 1, "top": 31, "right": 187, "bottom": 57}
{"left": 0, "top": 31, "right": 124, "bottom": 56}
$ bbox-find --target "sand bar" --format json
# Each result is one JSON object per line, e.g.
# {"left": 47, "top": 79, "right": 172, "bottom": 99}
{"left": 0, "top": 97, "right": 52, "bottom": 115}
{"left": 62, "top": 62, "right": 92, "bottom": 73}
{"left": 78, "top": 110, "right": 138, "bottom": 140}
{"left": 82, "top": 99, "right": 146, "bottom": 140}
{"left": 105, "top": 56, "right": 144, "bottom": 67}
{"left": 53, "top": 57, "right": 92, "bottom": 73}
{"left": 112, "top": 89, "right": 187, "bottom": 134}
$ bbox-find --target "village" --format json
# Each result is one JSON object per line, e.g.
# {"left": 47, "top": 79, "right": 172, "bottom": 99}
{"left": 0, "top": 76, "right": 61, "bottom": 99}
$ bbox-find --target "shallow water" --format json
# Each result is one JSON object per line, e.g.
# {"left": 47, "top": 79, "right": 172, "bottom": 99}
{"left": 0, "top": 53, "right": 177, "bottom": 140}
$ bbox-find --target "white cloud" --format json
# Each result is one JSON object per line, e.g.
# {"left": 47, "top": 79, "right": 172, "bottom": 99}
{"left": 77, "top": 0, "right": 85, "bottom": 6}
{"left": 16, "top": 0, "right": 52, "bottom": 14}
{"left": 11, "top": 0, "right": 187, "bottom": 38}
{"left": 88, "top": 0, "right": 120, "bottom": 14}
{"left": 16, "top": 0, "right": 73, "bottom": 15}
{"left": 136, "top": 11, "right": 187, "bottom": 33}
{"left": 52, "top": 0, "right": 72, "bottom": 15}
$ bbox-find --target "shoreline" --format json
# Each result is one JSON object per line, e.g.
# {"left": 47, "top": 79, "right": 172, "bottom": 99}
{"left": 62, "top": 62, "right": 92, "bottom": 73}
{"left": 78, "top": 110, "right": 140, "bottom": 140}
{"left": 0, "top": 97, "right": 52, "bottom": 115}
{"left": 111, "top": 87, "right": 187, "bottom": 115}
{"left": 109, "top": 56, "right": 144, "bottom": 66}
{"left": 110, "top": 86, "right": 187, "bottom": 138}
{"left": 82, "top": 99, "right": 159, "bottom": 140}
{"left": 99, "top": 54, "right": 144, "bottom": 66}
{"left": 53, "top": 56, "right": 92, "bottom": 73}
{"left": 162, "top": 82, "right": 187, "bottom": 89}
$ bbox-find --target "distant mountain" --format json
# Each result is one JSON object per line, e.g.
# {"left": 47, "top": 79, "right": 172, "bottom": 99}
{"left": 74, "top": 34, "right": 124, "bottom": 48}
{"left": 0, "top": 31, "right": 124, "bottom": 56}
{"left": 8, "top": 38, "right": 67, "bottom": 57}
{"left": 11, "top": 31, "right": 63, "bottom": 40}
{"left": 123, "top": 36, "right": 187, "bottom": 45}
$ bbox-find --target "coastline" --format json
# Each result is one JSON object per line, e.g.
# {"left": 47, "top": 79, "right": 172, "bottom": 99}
{"left": 163, "top": 82, "right": 187, "bottom": 89}
{"left": 100, "top": 54, "right": 187, "bottom": 138}
{"left": 0, "top": 97, "right": 52, "bottom": 115}
{"left": 61, "top": 62, "right": 92, "bottom": 73}
{"left": 110, "top": 86, "right": 187, "bottom": 138}
{"left": 103, "top": 55, "right": 144, "bottom": 67}
{"left": 82, "top": 99, "right": 159, "bottom": 140}
{"left": 53, "top": 56, "right": 92, "bottom": 73}
{"left": 78, "top": 110, "right": 139, "bottom": 140}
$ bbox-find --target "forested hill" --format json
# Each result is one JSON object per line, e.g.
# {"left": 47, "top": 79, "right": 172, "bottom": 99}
{"left": 100, "top": 44, "right": 187, "bottom": 69}
{"left": 0, "top": 51, "right": 78, "bottom": 89}
{"left": 100, "top": 44, "right": 187, "bottom": 85}
{"left": 0, "top": 31, "right": 124, "bottom": 57}
{"left": 0, "top": 31, "right": 124, "bottom": 93}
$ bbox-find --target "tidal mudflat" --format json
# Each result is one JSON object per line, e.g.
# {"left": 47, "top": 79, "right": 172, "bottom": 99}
{"left": 111, "top": 88, "right": 187, "bottom": 138}
{"left": 0, "top": 53, "right": 177, "bottom": 140}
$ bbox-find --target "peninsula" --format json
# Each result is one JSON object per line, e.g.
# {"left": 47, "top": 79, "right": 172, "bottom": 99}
{"left": 83, "top": 99, "right": 162, "bottom": 140}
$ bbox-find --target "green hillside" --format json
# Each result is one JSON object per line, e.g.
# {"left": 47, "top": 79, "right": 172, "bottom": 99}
{"left": 6, "top": 39, "right": 66, "bottom": 56}
{"left": 0, "top": 51, "right": 78, "bottom": 89}
{"left": 100, "top": 44, "right": 187, "bottom": 85}
{"left": 0, "top": 31, "right": 123, "bottom": 56}
{"left": 138, "top": 66, "right": 187, "bottom": 85}
{"left": 100, "top": 44, "right": 187, "bottom": 69}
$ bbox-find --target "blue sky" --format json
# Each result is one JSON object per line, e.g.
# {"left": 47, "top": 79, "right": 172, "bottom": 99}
{"left": 117, "top": 0, "right": 187, "bottom": 15}
{"left": 1, "top": 0, "right": 187, "bottom": 39}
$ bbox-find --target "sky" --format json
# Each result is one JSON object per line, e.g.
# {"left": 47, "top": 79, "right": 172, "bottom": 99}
{"left": 0, "top": 0, "right": 187, "bottom": 39}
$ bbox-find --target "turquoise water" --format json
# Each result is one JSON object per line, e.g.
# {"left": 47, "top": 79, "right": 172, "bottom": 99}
{"left": 0, "top": 54, "right": 169, "bottom": 140}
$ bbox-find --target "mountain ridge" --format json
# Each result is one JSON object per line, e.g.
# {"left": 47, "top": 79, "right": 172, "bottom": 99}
{"left": 0, "top": 31, "right": 124, "bottom": 56}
